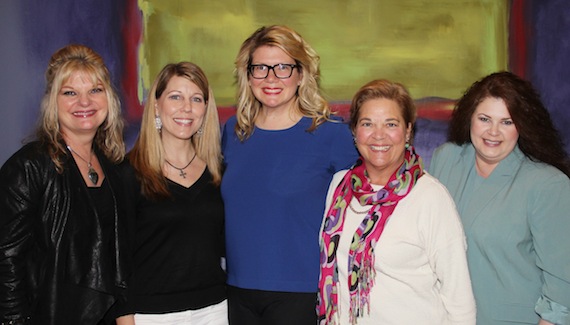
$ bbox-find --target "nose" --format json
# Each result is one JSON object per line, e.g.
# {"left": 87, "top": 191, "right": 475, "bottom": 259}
{"left": 78, "top": 93, "right": 91, "bottom": 107}
{"left": 180, "top": 100, "right": 194, "bottom": 112}
{"left": 371, "top": 126, "right": 385, "bottom": 139}
{"left": 265, "top": 68, "right": 279, "bottom": 81}
{"left": 488, "top": 122, "right": 500, "bottom": 136}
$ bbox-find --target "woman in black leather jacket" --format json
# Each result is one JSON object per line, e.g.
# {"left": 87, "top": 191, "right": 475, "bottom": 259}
{"left": 0, "top": 44, "right": 129, "bottom": 325}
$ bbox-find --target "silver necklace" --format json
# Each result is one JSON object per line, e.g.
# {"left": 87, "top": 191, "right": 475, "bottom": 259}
{"left": 67, "top": 145, "right": 99, "bottom": 185}
{"left": 165, "top": 153, "right": 197, "bottom": 178}
{"left": 348, "top": 201, "right": 369, "bottom": 215}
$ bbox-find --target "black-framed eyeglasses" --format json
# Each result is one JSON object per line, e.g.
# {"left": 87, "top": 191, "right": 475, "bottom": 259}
{"left": 248, "top": 63, "right": 297, "bottom": 79}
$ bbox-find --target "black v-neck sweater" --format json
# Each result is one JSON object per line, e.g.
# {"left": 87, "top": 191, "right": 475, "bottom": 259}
{"left": 125, "top": 168, "right": 226, "bottom": 314}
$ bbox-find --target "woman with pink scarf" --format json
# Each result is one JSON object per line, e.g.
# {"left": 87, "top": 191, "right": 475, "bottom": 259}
{"left": 317, "top": 79, "right": 476, "bottom": 325}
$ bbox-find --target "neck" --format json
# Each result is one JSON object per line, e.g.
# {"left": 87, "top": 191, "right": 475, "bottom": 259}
{"left": 367, "top": 175, "right": 388, "bottom": 186}
{"left": 365, "top": 164, "right": 402, "bottom": 186}
{"left": 257, "top": 106, "right": 302, "bottom": 130}
{"left": 162, "top": 138, "right": 195, "bottom": 164}
{"left": 64, "top": 135, "right": 94, "bottom": 158}
{"left": 474, "top": 158, "right": 497, "bottom": 178}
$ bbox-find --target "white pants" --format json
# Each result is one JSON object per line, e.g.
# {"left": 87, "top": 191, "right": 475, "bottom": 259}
{"left": 134, "top": 300, "right": 228, "bottom": 325}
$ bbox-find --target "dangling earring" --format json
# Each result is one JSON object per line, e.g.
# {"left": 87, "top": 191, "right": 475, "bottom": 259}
{"left": 196, "top": 127, "right": 204, "bottom": 136}
{"left": 155, "top": 116, "right": 162, "bottom": 130}
{"left": 405, "top": 136, "right": 410, "bottom": 149}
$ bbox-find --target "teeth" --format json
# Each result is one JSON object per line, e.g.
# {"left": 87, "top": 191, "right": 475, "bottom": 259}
{"left": 484, "top": 140, "right": 500, "bottom": 145}
{"left": 264, "top": 88, "right": 281, "bottom": 94}
{"left": 73, "top": 111, "right": 94, "bottom": 117}
{"left": 174, "top": 118, "right": 193, "bottom": 125}
{"left": 370, "top": 145, "right": 390, "bottom": 151}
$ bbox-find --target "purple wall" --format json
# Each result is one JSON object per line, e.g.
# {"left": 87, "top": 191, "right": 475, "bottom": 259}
{"left": 530, "top": 0, "right": 570, "bottom": 151}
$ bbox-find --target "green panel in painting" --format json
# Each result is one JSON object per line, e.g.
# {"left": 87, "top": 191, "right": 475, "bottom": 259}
{"left": 138, "top": 0, "right": 508, "bottom": 105}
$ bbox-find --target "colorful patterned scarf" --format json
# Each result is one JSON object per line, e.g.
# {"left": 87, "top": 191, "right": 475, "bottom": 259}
{"left": 317, "top": 146, "right": 424, "bottom": 325}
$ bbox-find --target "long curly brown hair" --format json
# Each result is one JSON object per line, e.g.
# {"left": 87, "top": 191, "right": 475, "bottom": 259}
{"left": 448, "top": 71, "right": 570, "bottom": 177}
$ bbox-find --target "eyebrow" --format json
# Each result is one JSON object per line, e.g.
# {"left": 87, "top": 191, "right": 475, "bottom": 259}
{"left": 477, "top": 113, "right": 512, "bottom": 120}
{"left": 250, "top": 62, "right": 296, "bottom": 65}
{"left": 357, "top": 117, "right": 401, "bottom": 123}
{"left": 165, "top": 90, "right": 204, "bottom": 96}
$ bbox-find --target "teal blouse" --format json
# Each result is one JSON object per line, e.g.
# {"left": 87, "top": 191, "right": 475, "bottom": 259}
{"left": 429, "top": 143, "right": 570, "bottom": 325}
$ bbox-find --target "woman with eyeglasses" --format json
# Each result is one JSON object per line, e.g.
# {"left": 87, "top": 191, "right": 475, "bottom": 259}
{"left": 221, "top": 25, "right": 358, "bottom": 324}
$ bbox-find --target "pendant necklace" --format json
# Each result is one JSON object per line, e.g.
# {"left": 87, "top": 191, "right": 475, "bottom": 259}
{"left": 165, "top": 152, "right": 197, "bottom": 178}
{"left": 67, "top": 145, "right": 99, "bottom": 185}
{"left": 348, "top": 201, "right": 369, "bottom": 215}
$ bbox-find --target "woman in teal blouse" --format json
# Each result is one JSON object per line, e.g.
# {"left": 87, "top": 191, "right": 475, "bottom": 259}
{"left": 430, "top": 71, "right": 570, "bottom": 325}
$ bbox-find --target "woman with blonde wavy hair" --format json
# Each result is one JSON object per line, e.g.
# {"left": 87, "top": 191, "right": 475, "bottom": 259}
{"left": 117, "top": 62, "right": 227, "bottom": 325}
{"left": 0, "top": 44, "right": 128, "bottom": 325}
{"left": 221, "top": 25, "right": 358, "bottom": 324}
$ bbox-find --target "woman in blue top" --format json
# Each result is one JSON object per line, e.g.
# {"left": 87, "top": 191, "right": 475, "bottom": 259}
{"left": 221, "top": 25, "right": 358, "bottom": 324}
{"left": 429, "top": 71, "right": 570, "bottom": 325}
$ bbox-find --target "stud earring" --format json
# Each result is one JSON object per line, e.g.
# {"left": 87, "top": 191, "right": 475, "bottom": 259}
{"left": 155, "top": 116, "right": 162, "bottom": 130}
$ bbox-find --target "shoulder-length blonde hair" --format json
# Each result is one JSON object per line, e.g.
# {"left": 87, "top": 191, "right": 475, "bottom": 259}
{"left": 234, "top": 25, "right": 331, "bottom": 140}
{"left": 37, "top": 44, "right": 125, "bottom": 172}
{"left": 129, "top": 62, "right": 222, "bottom": 199}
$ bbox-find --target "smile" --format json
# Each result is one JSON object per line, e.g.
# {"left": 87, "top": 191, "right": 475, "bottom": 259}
{"left": 72, "top": 110, "right": 95, "bottom": 118}
{"left": 262, "top": 88, "right": 282, "bottom": 94}
{"left": 370, "top": 145, "right": 390, "bottom": 152}
{"left": 483, "top": 139, "right": 501, "bottom": 146}
{"left": 174, "top": 118, "right": 193, "bottom": 125}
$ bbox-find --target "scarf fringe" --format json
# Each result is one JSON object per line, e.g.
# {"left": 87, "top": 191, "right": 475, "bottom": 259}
{"left": 348, "top": 252, "right": 376, "bottom": 324}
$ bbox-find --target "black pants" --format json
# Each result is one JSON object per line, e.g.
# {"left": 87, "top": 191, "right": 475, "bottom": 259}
{"left": 227, "top": 285, "right": 317, "bottom": 325}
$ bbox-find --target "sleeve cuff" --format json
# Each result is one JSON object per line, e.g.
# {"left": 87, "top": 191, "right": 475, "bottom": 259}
{"left": 535, "top": 295, "right": 570, "bottom": 325}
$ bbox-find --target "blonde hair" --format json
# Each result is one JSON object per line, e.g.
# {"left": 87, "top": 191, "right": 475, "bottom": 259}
{"left": 37, "top": 44, "right": 125, "bottom": 172}
{"left": 234, "top": 25, "right": 331, "bottom": 140}
{"left": 129, "top": 62, "right": 222, "bottom": 199}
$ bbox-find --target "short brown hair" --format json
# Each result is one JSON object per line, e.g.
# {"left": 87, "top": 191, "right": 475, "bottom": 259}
{"left": 349, "top": 79, "right": 416, "bottom": 142}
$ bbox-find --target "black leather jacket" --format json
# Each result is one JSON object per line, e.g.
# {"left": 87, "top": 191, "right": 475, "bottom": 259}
{"left": 0, "top": 142, "right": 129, "bottom": 325}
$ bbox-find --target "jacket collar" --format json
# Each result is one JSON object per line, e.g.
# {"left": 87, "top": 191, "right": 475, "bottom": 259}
{"left": 456, "top": 144, "right": 525, "bottom": 228}
{"left": 459, "top": 143, "right": 525, "bottom": 179}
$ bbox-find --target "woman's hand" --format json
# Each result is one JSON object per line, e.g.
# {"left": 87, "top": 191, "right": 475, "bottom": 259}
{"left": 538, "top": 319, "right": 554, "bottom": 325}
{"left": 116, "top": 314, "right": 135, "bottom": 325}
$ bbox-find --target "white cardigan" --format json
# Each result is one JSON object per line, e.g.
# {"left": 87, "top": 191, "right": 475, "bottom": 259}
{"left": 322, "top": 170, "right": 476, "bottom": 325}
